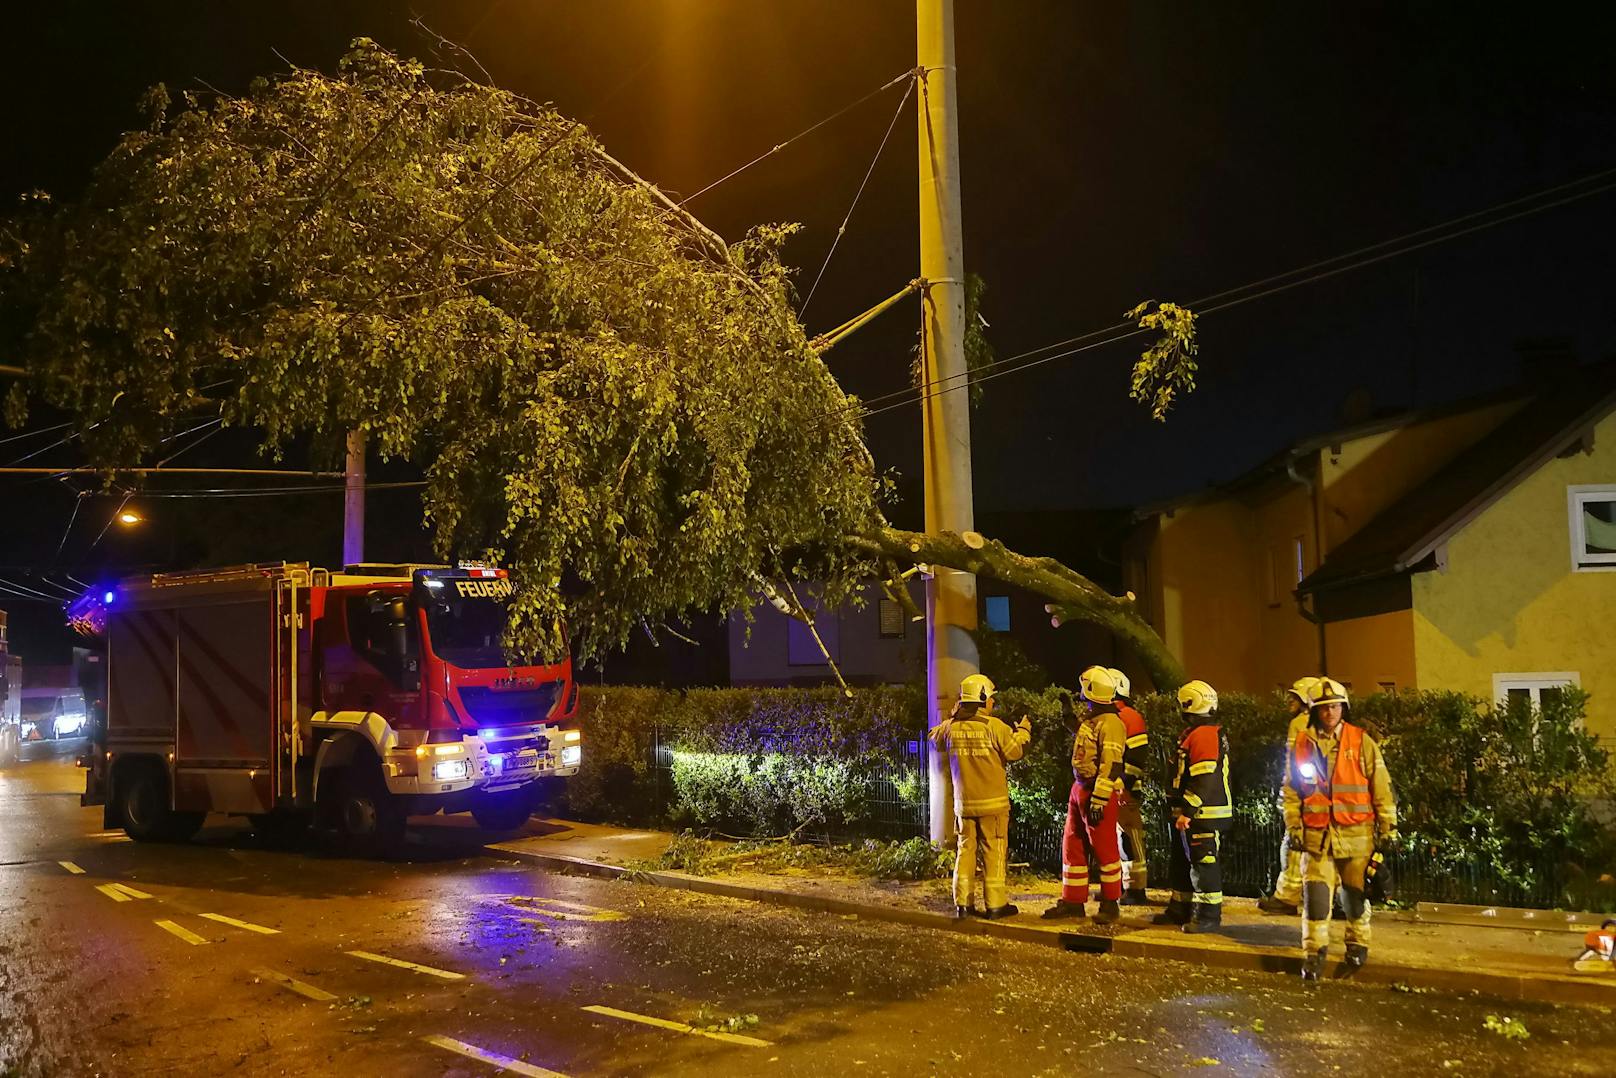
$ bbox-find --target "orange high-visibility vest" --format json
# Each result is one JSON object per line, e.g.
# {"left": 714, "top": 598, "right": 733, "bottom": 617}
{"left": 1292, "top": 722, "right": 1374, "bottom": 828}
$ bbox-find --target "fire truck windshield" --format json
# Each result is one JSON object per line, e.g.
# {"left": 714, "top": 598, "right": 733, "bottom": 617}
{"left": 416, "top": 585, "right": 509, "bottom": 668}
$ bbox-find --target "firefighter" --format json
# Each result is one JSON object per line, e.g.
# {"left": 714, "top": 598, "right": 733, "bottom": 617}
{"left": 1258, "top": 676, "right": 1322, "bottom": 915}
{"left": 1154, "top": 680, "right": 1230, "bottom": 933}
{"left": 929, "top": 673, "right": 1032, "bottom": 919}
{"left": 1042, "top": 665, "right": 1127, "bottom": 924}
{"left": 1284, "top": 677, "right": 1398, "bottom": 982}
{"left": 1107, "top": 667, "right": 1152, "bottom": 906}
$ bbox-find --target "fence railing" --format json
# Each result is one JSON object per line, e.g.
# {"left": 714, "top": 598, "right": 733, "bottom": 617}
{"left": 644, "top": 725, "right": 1573, "bottom": 909}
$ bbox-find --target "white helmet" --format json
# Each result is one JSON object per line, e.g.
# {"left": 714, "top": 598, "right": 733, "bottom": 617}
{"left": 1178, "top": 679, "right": 1219, "bottom": 716}
{"left": 1106, "top": 668, "right": 1131, "bottom": 699}
{"left": 1307, "top": 677, "right": 1349, "bottom": 709}
{"left": 1079, "top": 665, "right": 1117, "bottom": 704}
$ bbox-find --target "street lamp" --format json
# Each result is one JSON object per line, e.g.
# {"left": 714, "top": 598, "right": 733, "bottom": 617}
{"left": 117, "top": 510, "right": 142, "bottom": 526}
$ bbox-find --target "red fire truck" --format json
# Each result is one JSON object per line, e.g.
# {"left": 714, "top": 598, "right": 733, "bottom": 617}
{"left": 71, "top": 562, "right": 579, "bottom": 852}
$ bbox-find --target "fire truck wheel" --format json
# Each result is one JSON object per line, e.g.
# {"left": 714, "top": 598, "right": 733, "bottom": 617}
{"left": 119, "top": 764, "right": 203, "bottom": 843}
{"left": 470, "top": 788, "right": 536, "bottom": 832}
{"left": 335, "top": 765, "right": 405, "bottom": 856}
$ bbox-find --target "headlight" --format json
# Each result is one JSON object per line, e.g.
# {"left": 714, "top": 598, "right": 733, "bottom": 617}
{"left": 563, "top": 730, "right": 581, "bottom": 743}
{"left": 432, "top": 759, "right": 470, "bottom": 781}
{"left": 561, "top": 745, "right": 581, "bottom": 767}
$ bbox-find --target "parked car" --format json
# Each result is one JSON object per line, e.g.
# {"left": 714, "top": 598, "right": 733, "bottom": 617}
{"left": 19, "top": 688, "right": 88, "bottom": 741}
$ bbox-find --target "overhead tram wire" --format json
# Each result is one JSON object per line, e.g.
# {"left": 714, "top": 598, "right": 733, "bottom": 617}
{"left": 833, "top": 168, "right": 1616, "bottom": 427}
{"left": 677, "top": 69, "right": 917, "bottom": 207}
{"left": 800, "top": 75, "right": 916, "bottom": 318}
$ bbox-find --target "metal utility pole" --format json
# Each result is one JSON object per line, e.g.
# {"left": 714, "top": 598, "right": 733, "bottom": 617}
{"left": 343, "top": 429, "right": 365, "bottom": 567}
{"left": 917, "top": 0, "right": 978, "bottom": 844}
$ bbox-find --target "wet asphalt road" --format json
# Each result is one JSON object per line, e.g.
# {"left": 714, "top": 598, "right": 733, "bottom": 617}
{"left": 3, "top": 749, "right": 1615, "bottom": 1077}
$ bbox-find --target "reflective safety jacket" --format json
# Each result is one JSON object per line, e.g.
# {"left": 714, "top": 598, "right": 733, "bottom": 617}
{"left": 930, "top": 706, "right": 1032, "bottom": 817}
{"left": 1169, "top": 722, "right": 1231, "bottom": 827}
{"left": 1283, "top": 720, "right": 1397, "bottom": 858}
{"left": 1117, "top": 701, "right": 1149, "bottom": 793}
{"left": 1073, "top": 705, "right": 1127, "bottom": 805}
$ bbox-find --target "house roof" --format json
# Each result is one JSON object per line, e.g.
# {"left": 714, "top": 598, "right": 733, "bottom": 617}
{"left": 1298, "top": 362, "right": 1616, "bottom": 595}
{"left": 1131, "top": 384, "right": 1530, "bottom": 521}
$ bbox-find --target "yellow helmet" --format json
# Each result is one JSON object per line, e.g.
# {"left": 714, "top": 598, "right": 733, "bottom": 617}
{"left": 1307, "top": 677, "right": 1349, "bottom": 708}
{"left": 958, "top": 673, "right": 997, "bottom": 705}
{"left": 1286, "top": 676, "right": 1322, "bottom": 705}
{"left": 1178, "top": 679, "right": 1219, "bottom": 716}
{"left": 1079, "top": 665, "right": 1117, "bottom": 704}
{"left": 1105, "top": 667, "right": 1132, "bottom": 699}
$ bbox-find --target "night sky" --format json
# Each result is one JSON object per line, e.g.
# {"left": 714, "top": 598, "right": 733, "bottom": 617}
{"left": 3, "top": 2, "right": 1615, "bottom": 656}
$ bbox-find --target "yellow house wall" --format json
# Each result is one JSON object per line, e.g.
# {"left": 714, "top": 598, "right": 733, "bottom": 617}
{"left": 1412, "top": 411, "right": 1616, "bottom": 738}
{"left": 1249, "top": 480, "right": 1321, "bottom": 692}
{"left": 1321, "top": 609, "right": 1418, "bottom": 697}
{"left": 1156, "top": 503, "right": 1263, "bottom": 690}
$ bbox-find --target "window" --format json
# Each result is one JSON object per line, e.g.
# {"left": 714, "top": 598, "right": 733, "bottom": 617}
{"left": 1293, "top": 536, "right": 1307, "bottom": 585}
{"left": 983, "top": 595, "right": 1011, "bottom": 633}
{"left": 1569, "top": 486, "right": 1616, "bottom": 571}
{"left": 1376, "top": 679, "right": 1397, "bottom": 695}
{"left": 1493, "top": 671, "right": 1580, "bottom": 710}
{"left": 878, "top": 598, "right": 905, "bottom": 639}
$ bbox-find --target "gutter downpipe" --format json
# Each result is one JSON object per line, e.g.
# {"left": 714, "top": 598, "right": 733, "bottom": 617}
{"left": 1285, "top": 454, "right": 1328, "bottom": 674}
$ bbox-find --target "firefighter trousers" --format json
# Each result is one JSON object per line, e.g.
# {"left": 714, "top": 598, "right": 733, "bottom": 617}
{"left": 1273, "top": 830, "right": 1305, "bottom": 905}
{"left": 1060, "top": 781, "right": 1122, "bottom": 903}
{"left": 1303, "top": 855, "right": 1371, "bottom": 957}
{"left": 1166, "top": 826, "right": 1224, "bottom": 914}
{"left": 1116, "top": 792, "right": 1149, "bottom": 891}
{"left": 954, "top": 810, "right": 1010, "bottom": 910}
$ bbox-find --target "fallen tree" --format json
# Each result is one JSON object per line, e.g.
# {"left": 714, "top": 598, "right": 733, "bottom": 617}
{"left": 0, "top": 40, "right": 1195, "bottom": 687}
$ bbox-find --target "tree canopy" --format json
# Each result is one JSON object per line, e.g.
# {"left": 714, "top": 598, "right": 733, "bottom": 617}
{"left": 1, "top": 41, "right": 1191, "bottom": 685}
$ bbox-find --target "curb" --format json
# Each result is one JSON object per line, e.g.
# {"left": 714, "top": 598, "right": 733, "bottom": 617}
{"left": 490, "top": 844, "right": 1616, "bottom": 1008}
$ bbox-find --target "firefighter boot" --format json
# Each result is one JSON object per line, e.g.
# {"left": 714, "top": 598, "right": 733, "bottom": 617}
{"left": 1092, "top": 899, "right": 1121, "bottom": 925}
{"left": 1152, "top": 901, "right": 1191, "bottom": 926}
{"left": 1041, "top": 899, "right": 1086, "bottom": 920}
{"left": 1120, "top": 888, "right": 1151, "bottom": 907}
{"left": 982, "top": 903, "right": 1020, "bottom": 920}
{"left": 1181, "top": 903, "right": 1222, "bottom": 934}
{"left": 954, "top": 905, "right": 976, "bottom": 920}
{"left": 1345, "top": 943, "right": 1369, "bottom": 969}
{"left": 1257, "top": 896, "right": 1299, "bottom": 915}
{"left": 1301, "top": 950, "right": 1326, "bottom": 984}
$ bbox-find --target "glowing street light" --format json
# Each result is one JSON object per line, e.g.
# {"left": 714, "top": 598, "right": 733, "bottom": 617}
{"left": 117, "top": 510, "right": 142, "bottom": 526}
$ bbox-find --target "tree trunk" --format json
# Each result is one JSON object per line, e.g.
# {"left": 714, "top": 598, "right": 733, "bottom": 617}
{"left": 850, "top": 525, "right": 1187, "bottom": 691}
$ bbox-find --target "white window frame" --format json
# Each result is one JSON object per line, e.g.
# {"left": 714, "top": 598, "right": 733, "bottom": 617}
{"left": 1492, "top": 671, "right": 1580, "bottom": 709}
{"left": 1568, "top": 485, "right": 1616, "bottom": 572}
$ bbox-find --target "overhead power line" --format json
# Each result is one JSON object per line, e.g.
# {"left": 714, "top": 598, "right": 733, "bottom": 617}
{"left": 678, "top": 69, "right": 917, "bottom": 207}
{"left": 840, "top": 166, "right": 1616, "bottom": 425}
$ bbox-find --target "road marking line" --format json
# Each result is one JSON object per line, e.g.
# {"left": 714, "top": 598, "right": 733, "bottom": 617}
{"left": 58, "top": 861, "right": 85, "bottom": 874}
{"left": 251, "top": 967, "right": 337, "bottom": 1002}
{"left": 424, "top": 1035, "right": 568, "bottom": 1077}
{"left": 503, "top": 895, "right": 627, "bottom": 922}
{"left": 581, "top": 1005, "right": 772, "bottom": 1048}
{"left": 201, "top": 912, "right": 279, "bottom": 935}
{"left": 109, "top": 883, "right": 153, "bottom": 900}
{"left": 154, "top": 919, "right": 210, "bottom": 946}
{"left": 346, "top": 950, "right": 465, "bottom": 981}
{"left": 95, "top": 883, "right": 131, "bottom": 903}
{"left": 86, "top": 830, "right": 124, "bottom": 838}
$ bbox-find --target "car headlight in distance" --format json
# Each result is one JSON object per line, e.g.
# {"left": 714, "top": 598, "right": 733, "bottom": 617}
{"left": 432, "top": 759, "right": 470, "bottom": 781}
{"left": 561, "top": 745, "right": 581, "bottom": 767}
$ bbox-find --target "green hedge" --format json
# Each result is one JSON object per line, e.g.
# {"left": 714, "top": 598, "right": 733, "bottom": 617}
{"left": 563, "top": 682, "right": 1616, "bottom": 908}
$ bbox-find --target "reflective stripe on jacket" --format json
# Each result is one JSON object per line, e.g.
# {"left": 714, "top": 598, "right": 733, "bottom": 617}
{"left": 1170, "top": 722, "right": 1231, "bottom": 824}
{"left": 1117, "top": 702, "right": 1149, "bottom": 792}
{"left": 1292, "top": 722, "right": 1373, "bottom": 827}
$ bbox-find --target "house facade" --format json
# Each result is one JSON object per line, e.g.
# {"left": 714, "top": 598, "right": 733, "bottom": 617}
{"left": 1127, "top": 368, "right": 1616, "bottom": 737}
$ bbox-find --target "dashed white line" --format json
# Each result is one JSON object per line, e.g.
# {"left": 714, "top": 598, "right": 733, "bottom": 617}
{"left": 251, "top": 967, "right": 337, "bottom": 1002}
{"left": 581, "top": 1004, "right": 773, "bottom": 1048}
{"left": 346, "top": 950, "right": 465, "bottom": 981}
{"left": 200, "top": 912, "right": 279, "bottom": 935}
{"left": 58, "top": 861, "right": 85, "bottom": 874}
{"left": 154, "top": 919, "right": 209, "bottom": 946}
{"left": 424, "top": 1035, "right": 568, "bottom": 1077}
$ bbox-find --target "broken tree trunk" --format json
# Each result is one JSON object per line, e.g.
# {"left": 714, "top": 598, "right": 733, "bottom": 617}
{"left": 850, "top": 525, "right": 1187, "bottom": 690}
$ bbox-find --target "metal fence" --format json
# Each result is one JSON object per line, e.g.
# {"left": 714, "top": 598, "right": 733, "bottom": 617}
{"left": 645, "top": 725, "right": 1573, "bottom": 908}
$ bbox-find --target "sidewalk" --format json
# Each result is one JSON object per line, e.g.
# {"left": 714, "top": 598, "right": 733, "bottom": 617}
{"left": 486, "top": 818, "right": 1616, "bottom": 1008}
